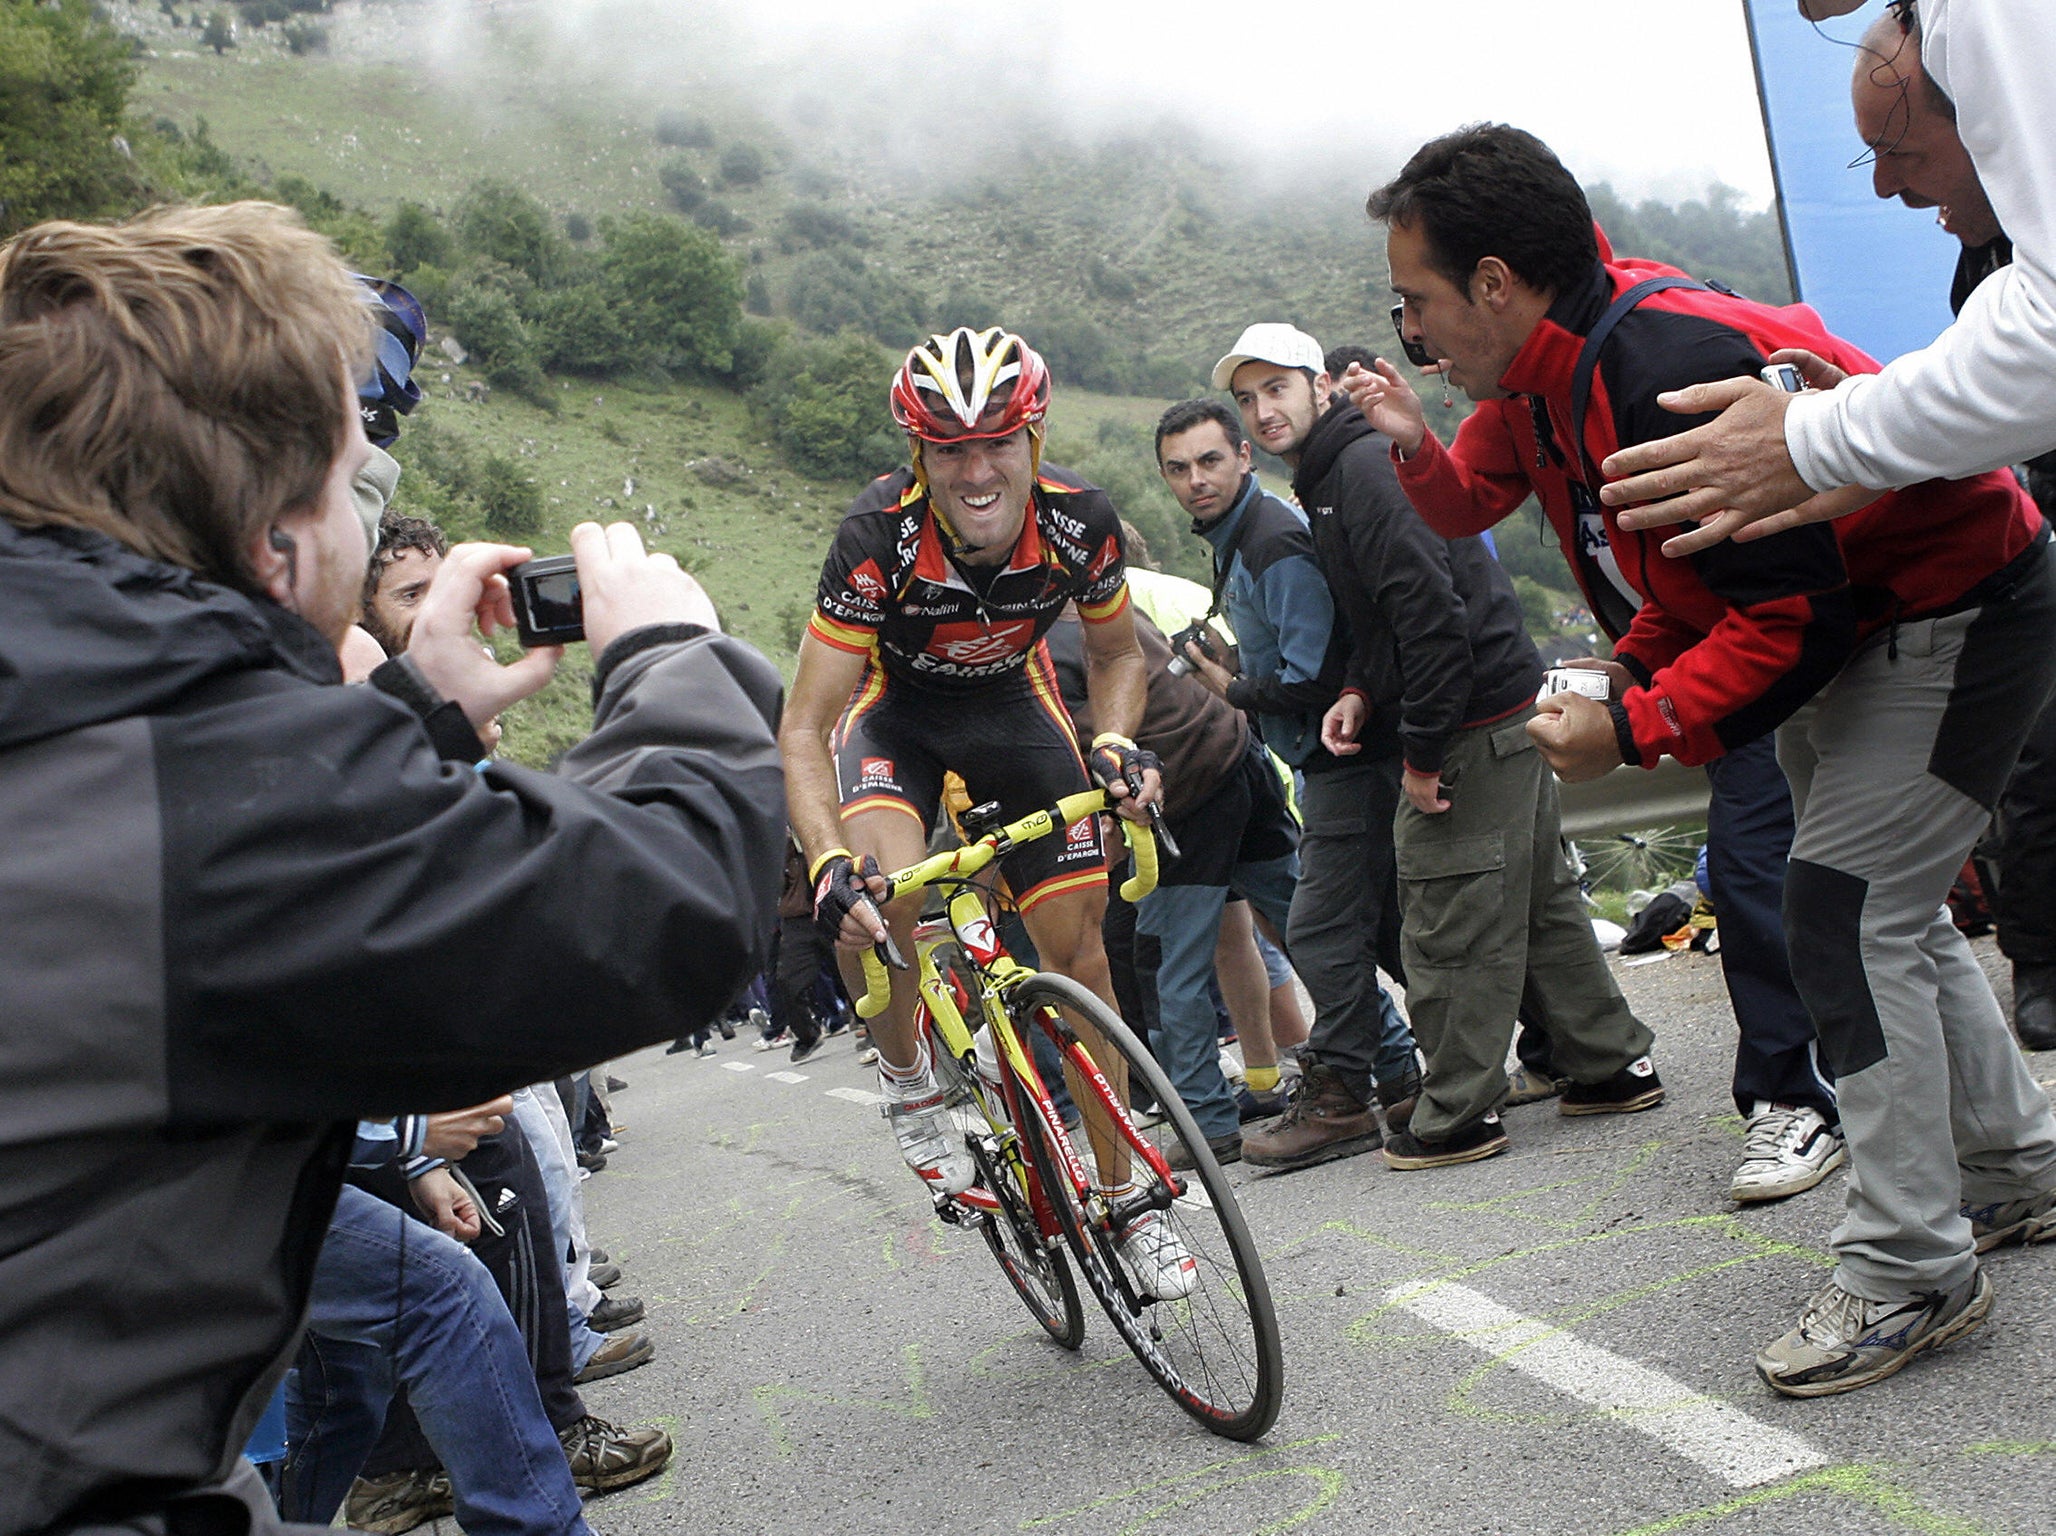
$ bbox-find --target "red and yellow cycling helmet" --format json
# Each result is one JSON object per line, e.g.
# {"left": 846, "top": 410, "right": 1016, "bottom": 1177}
{"left": 890, "top": 325, "right": 1051, "bottom": 445}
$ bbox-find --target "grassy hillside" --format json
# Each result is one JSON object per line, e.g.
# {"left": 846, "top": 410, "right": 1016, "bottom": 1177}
{"left": 102, "top": 0, "right": 1779, "bottom": 761}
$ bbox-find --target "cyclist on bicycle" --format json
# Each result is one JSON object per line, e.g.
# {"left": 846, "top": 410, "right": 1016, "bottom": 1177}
{"left": 777, "top": 326, "right": 1191, "bottom": 1296}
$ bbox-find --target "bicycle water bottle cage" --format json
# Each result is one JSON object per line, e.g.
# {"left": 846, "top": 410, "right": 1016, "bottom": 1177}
{"left": 959, "top": 801, "right": 1007, "bottom": 840}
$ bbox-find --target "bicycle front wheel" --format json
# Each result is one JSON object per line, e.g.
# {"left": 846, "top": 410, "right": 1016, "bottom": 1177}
{"left": 1010, "top": 973, "right": 1283, "bottom": 1440}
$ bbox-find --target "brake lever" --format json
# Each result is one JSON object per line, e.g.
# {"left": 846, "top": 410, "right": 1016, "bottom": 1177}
{"left": 874, "top": 932, "right": 909, "bottom": 972}
{"left": 1145, "top": 800, "right": 1181, "bottom": 863}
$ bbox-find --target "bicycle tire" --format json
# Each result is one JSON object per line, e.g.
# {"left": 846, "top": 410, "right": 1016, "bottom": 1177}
{"left": 926, "top": 1012, "right": 1085, "bottom": 1350}
{"left": 966, "top": 1129, "right": 1086, "bottom": 1349}
{"left": 1010, "top": 973, "right": 1283, "bottom": 1440}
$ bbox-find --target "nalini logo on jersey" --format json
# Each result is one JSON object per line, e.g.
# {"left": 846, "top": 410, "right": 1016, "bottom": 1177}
{"left": 928, "top": 619, "right": 1035, "bottom": 666}
{"left": 847, "top": 559, "right": 887, "bottom": 601}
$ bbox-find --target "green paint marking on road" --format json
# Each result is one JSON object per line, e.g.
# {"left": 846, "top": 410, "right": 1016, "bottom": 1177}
{"left": 1578, "top": 1138, "right": 1668, "bottom": 1222}
{"left": 1112, "top": 1467, "right": 1347, "bottom": 1536}
{"left": 751, "top": 1343, "right": 935, "bottom": 1458}
{"left": 1266, "top": 1217, "right": 1464, "bottom": 1267}
{"left": 1607, "top": 1463, "right": 1997, "bottom": 1536}
{"left": 1021, "top": 1435, "right": 1341, "bottom": 1530}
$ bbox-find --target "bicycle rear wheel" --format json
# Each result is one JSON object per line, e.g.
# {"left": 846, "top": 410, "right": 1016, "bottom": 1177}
{"left": 927, "top": 1011, "right": 1085, "bottom": 1350}
{"left": 1010, "top": 973, "right": 1283, "bottom": 1440}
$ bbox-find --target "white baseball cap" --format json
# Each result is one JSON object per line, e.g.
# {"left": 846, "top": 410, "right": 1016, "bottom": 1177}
{"left": 1210, "top": 323, "right": 1327, "bottom": 390}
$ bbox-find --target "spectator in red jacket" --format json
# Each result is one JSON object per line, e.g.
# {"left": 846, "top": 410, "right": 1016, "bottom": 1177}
{"left": 1354, "top": 123, "right": 2056, "bottom": 1399}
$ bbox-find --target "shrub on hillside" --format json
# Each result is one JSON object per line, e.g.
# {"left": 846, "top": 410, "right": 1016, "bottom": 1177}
{"left": 717, "top": 141, "right": 770, "bottom": 188}
{"left": 1031, "top": 304, "right": 1121, "bottom": 393}
{"left": 563, "top": 211, "right": 591, "bottom": 243}
{"left": 282, "top": 19, "right": 325, "bottom": 51}
{"left": 453, "top": 179, "right": 563, "bottom": 287}
{"left": 476, "top": 455, "right": 542, "bottom": 538}
{"left": 442, "top": 275, "right": 551, "bottom": 404}
{"left": 199, "top": 10, "right": 234, "bottom": 51}
{"left": 535, "top": 282, "right": 639, "bottom": 376}
{"left": 235, "top": 0, "right": 288, "bottom": 26}
{"left": 0, "top": 0, "right": 144, "bottom": 235}
{"left": 779, "top": 201, "right": 866, "bottom": 253}
{"left": 749, "top": 329, "right": 901, "bottom": 480}
{"left": 597, "top": 213, "right": 744, "bottom": 376}
{"left": 786, "top": 250, "right": 925, "bottom": 347}
{"left": 744, "top": 271, "right": 772, "bottom": 317}
{"left": 658, "top": 157, "right": 706, "bottom": 214}
{"left": 690, "top": 200, "right": 749, "bottom": 236}
{"left": 933, "top": 285, "right": 999, "bottom": 333}
{"left": 728, "top": 315, "right": 784, "bottom": 390}
{"left": 383, "top": 201, "right": 452, "bottom": 274}
{"left": 654, "top": 110, "right": 714, "bottom": 149}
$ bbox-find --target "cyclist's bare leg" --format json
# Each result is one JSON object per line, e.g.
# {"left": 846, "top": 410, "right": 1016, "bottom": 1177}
{"left": 1216, "top": 901, "right": 1278, "bottom": 1074}
{"left": 1020, "top": 883, "right": 1132, "bottom": 1186}
{"left": 1251, "top": 907, "right": 1310, "bottom": 1049}
{"left": 832, "top": 805, "right": 930, "bottom": 1072}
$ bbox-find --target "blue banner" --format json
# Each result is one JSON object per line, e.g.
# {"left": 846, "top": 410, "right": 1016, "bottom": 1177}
{"left": 1742, "top": 0, "right": 1958, "bottom": 361}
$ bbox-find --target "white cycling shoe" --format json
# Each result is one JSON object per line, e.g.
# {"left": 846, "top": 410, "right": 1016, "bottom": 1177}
{"left": 882, "top": 1067, "right": 976, "bottom": 1197}
{"left": 1114, "top": 1209, "right": 1199, "bottom": 1300}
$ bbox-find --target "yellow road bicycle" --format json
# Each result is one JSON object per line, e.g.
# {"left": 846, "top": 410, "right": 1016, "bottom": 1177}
{"left": 855, "top": 788, "right": 1284, "bottom": 1439}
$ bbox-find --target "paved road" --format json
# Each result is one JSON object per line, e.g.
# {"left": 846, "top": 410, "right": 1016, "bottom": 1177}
{"left": 563, "top": 940, "right": 2056, "bottom": 1536}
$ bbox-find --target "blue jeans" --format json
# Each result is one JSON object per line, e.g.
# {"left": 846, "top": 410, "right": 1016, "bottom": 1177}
{"left": 1136, "top": 740, "right": 1311, "bottom": 1139}
{"left": 284, "top": 1186, "right": 590, "bottom": 1536}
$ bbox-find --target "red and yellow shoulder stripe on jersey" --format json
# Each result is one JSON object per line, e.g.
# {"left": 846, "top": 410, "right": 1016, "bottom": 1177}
{"left": 1077, "top": 579, "right": 1131, "bottom": 626}
{"left": 806, "top": 609, "right": 878, "bottom": 657}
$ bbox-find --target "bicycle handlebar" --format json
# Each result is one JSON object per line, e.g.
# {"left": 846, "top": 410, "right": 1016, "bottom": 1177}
{"left": 850, "top": 788, "right": 1161, "bottom": 1020}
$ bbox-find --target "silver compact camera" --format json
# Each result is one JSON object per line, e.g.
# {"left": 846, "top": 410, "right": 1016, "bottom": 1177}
{"left": 1539, "top": 667, "right": 1610, "bottom": 702}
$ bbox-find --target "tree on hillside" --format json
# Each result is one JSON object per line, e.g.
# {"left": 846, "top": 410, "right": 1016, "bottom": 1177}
{"left": 717, "top": 141, "right": 770, "bottom": 188}
{"left": 749, "top": 329, "right": 901, "bottom": 479}
{"left": 453, "top": 179, "right": 563, "bottom": 287}
{"left": 598, "top": 213, "right": 744, "bottom": 376}
{"left": 0, "top": 0, "right": 141, "bottom": 236}
{"left": 383, "top": 200, "right": 452, "bottom": 274}
{"left": 1586, "top": 183, "right": 1792, "bottom": 304}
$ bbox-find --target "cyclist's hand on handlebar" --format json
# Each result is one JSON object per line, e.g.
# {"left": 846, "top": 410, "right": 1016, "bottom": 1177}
{"left": 1088, "top": 732, "right": 1165, "bottom": 822}
{"left": 811, "top": 848, "right": 890, "bottom": 949}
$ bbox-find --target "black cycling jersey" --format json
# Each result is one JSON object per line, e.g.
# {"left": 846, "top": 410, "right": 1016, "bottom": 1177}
{"left": 806, "top": 464, "right": 1131, "bottom": 692}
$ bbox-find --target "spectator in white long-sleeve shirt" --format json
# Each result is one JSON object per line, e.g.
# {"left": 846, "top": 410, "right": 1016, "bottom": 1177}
{"left": 1596, "top": 0, "right": 2056, "bottom": 551}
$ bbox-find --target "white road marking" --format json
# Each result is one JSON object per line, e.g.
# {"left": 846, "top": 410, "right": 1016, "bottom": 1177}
{"left": 766, "top": 1070, "right": 809, "bottom": 1084}
{"left": 826, "top": 1086, "right": 886, "bottom": 1107}
{"left": 721, "top": 1061, "right": 754, "bottom": 1073}
{"left": 1386, "top": 1280, "right": 1826, "bottom": 1489}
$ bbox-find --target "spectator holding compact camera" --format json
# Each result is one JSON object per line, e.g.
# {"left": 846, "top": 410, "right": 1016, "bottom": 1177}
{"left": 0, "top": 203, "right": 784, "bottom": 1536}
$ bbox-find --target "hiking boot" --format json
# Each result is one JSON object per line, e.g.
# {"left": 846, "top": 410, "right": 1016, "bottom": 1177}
{"left": 1730, "top": 1102, "right": 1846, "bottom": 1204}
{"left": 559, "top": 1413, "right": 673, "bottom": 1493}
{"left": 1113, "top": 1208, "right": 1199, "bottom": 1300}
{"left": 1756, "top": 1269, "right": 1992, "bottom": 1397}
{"left": 1167, "top": 1130, "right": 1242, "bottom": 1172}
{"left": 1242, "top": 1062, "right": 1380, "bottom": 1171}
{"left": 788, "top": 1032, "right": 826, "bottom": 1066}
{"left": 1374, "top": 1066, "right": 1423, "bottom": 1134}
{"left": 1963, "top": 1189, "right": 2056, "bottom": 1251}
{"left": 1383, "top": 1113, "right": 1510, "bottom": 1170}
{"left": 588, "top": 1260, "right": 623, "bottom": 1289}
{"left": 1504, "top": 1065, "right": 1562, "bottom": 1107}
{"left": 881, "top": 1063, "right": 976, "bottom": 1196}
{"left": 588, "top": 1293, "right": 645, "bottom": 1333}
{"left": 1559, "top": 1055, "right": 1665, "bottom": 1115}
{"left": 2013, "top": 963, "right": 2056, "bottom": 1052}
{"left": 574, "top": 1329, "right": 655, "bottom": 1384}
{"left": 343, "top": 1469, "right": 452, "bottom": 1536}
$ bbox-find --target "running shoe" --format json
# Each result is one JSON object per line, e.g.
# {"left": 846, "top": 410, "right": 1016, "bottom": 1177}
{"left": 1730, "top": 1102, "right": 1846, "bottom": 1204}
{"left": 1963, "top": 1189, "right": 2056, "bottom": 1251}
{"left": 1756, "top": 1269, "right": 1991, "bottom": 1397}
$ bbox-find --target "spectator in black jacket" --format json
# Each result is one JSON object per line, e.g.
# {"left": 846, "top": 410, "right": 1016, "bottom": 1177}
{"left": 1158, "top": 389, "right": 1419, "bottom": 1172}
{"left": 1215, "top": 322, "right": 1658, "bottom": 1171}
{"left": 0, "top": 204, "right": 784, "bottom": 1536}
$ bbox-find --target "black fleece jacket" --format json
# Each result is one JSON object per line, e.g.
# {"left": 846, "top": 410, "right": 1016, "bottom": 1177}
{"left": 1292, "top": 401, "right": 1543, "bottom": 775}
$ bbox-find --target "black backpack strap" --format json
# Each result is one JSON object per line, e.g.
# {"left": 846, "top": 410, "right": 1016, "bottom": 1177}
{"left": 1567, "top": 276, "right": 1705, "bottom": 486}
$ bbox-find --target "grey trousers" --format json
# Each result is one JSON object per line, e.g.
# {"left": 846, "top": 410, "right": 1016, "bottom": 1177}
{"left": 1780, "top": 551, "right": 2056, "bottom": 1301}
{"left": 1396, "top": 709, "right": 1651, "bottom": 1140}
{"left": 1290, "top": 755, "right": 1418, "bottom": 1099}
